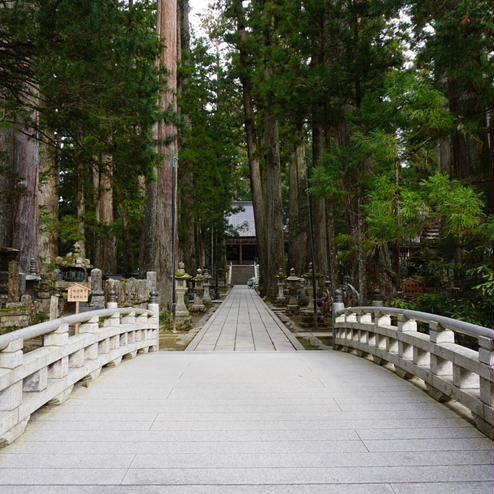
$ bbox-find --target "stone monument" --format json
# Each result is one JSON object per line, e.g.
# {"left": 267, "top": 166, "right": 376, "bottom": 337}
{"left": 174, "top": 262, "right": 191, "bottom": 329}
{"left": 190, "top": 268, "right": 206, "bottom": 312}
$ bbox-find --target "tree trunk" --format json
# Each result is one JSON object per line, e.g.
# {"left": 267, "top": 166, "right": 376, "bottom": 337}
{"left": 75, "top": 160, "right": 86, "bottom": 259}
{"left": 38, "top": 137, "right": 58, "bottom": 268}
{"left": 153, "top": 0, "right": 179, "bottom": 307}
{"left": 0, "top": 129, "right": 14, "bottom": 248}
{"left": 117, "top": 201, "right": 134, "bottom": 275}
{"left": 356, "top": 200, "right": 367, "bottom": 304}
{"left": 177, "top": 0, "right": 196, "bottom": 274}
{"left": 288, "top": 132, "right": 308, "bottom": 275}
{"left": 326, "top": 200, "right": 337, "bottom": 290}
{"left": 261, "top": 113, "right": 284, "bottom": 298}
{"left": 13, "top": 128, "right": 39, "bottom": 272}
{"left": 139, "top": 172, "right": 157, "bottom": 273}
{"left": 93, "top": 163, "right": 117, "bottom": 274}
{"left": 311, "top": 117, "right": 329, "bottom": 277}
{"left": 234, "top": 0, "right": 267, "bottom": 293}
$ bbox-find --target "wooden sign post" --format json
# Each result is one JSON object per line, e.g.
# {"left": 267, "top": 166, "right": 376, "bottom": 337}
{"left": 67, "top": 284, "right": 90, "bottom": 334}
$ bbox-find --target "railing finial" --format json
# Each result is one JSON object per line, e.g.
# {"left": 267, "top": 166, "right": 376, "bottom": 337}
{"left": 149, "top": 290, "right": 159, "bottom": 304}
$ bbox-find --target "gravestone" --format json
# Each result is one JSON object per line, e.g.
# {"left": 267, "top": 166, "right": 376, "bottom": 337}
{"left": 7, "top": 261, "right": 19, "bottom": 303}
{"left": 90, "top": 268, "right": 105, "bottom": 309}
{"left": 49, "top": 295, "right": 59, "bottom": 320}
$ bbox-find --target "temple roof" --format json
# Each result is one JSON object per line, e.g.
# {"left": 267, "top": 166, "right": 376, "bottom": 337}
{"left": 227, "top": 201, "right": 256, "bottom": 237}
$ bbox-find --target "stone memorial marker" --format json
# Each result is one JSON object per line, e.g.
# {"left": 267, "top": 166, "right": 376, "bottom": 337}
{"left": 90, "top": 268, "right": 105, "bottom": 308}
{"left": 7, "top": 261, "right": 19, "bottom": 302}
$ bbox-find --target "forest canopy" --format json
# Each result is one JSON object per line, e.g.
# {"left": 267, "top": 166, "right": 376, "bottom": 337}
{"left": 0, "top": 0, "right": 492, "bottom": 325}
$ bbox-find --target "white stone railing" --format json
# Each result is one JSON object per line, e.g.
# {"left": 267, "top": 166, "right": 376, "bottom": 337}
{"left": 333, "top": 306, "right": 494, "bottom": 438}
{"left": 0, "top": 300, "right": 159, "bottom": 446}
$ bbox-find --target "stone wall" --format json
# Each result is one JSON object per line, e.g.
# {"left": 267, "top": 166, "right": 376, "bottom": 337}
{"left": 0, "top": 308, "right": 30, "bottom": 333}
{"left": 104, "top": 277, "right": 154, "bottom": 308}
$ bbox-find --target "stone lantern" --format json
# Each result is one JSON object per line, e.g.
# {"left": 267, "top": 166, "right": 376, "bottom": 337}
{"left": 56, "top": 242, "right": 91, "bottom": 283}
{"left": 191, "top": 268, "right": 206, "bottom": 312}
{"left": 275, "top": 268, "right": 286, "bottom": 306}
{"left": 286, "top": 268, "right": 301, "bottom": 314}
{"left": 175, "top": 262, "right": 191, "bottom": 327}
{"left": 54, "top": 242, "right": 92, "bottom": 311}
{"left": 202, "top": 269, "right": 212, "bottom": 307}
{"left": 302, "top": 263, "right": 315, "bottom": 310}
{"left": 372, "top": 289, "right": 383, "bottom": 307}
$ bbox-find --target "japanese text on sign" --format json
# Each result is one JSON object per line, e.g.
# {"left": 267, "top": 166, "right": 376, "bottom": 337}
{"left": 67, "top": 284, "right": 89, "bottom": 302}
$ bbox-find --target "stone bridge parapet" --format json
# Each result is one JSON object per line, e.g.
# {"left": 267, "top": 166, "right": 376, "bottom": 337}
{"left": 333, "top": 305, "right": 494, "bottom": 438}
{"left": 0, "top": 298, "right": 159, "bottom": 446}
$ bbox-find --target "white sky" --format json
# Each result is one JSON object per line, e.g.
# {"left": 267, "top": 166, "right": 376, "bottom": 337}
{"left": 188, "top": 0, "right": 209, "bottom": 35}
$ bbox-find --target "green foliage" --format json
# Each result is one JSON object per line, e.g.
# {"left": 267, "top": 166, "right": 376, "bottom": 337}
{"left": 469, "top": 264, "right": 494, "bottom": 297}
{"left": 177, "top": 26, "right": 247, "bottom": 256}
{"left": 419, "top": 172, "right": 484, "bottom": 238}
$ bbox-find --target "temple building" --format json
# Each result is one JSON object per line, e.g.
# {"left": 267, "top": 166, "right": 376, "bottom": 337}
{"left": 226, "top": 201, "right": 258, "bottom": 265}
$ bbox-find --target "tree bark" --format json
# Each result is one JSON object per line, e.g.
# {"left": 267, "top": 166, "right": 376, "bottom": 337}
{"left": 38, "top": 137, "right": 58, "bottom": 268}
{"left": 177, "top": 0, "right": 196, "bottom": 274}
{"left": 0, "top": 129, "right": 14, "bottom": 248}
{"left": 326, "top": 200, "right": 337, "bottom": 290}
{"left": 261, "top": 113, "right": 284, "bottom": 298}
{"left": 139, "top": 171, "right": 157, "bottom": 273}
{"left": 234, "top": 0, "right": 267, "bottom": 292}
{"left": 288, "top": 132, "right": 308, "bottom": 275}
{"left": 12, "top": 127, "right": 39, "bottom": 272}
{"left": 311, "top": 117, "right": 329, "bottom": 276}
{"left": 75, "top": 160, "right": 86, "bottom": 259}
{"left": 93, "top": 162, "right": 117, "bottom": 274}
{"left": 153, "top": 0, "right": 179, "bottom": 306}
{"left": 356, "top": 200, "right": 367, "bottom": 304}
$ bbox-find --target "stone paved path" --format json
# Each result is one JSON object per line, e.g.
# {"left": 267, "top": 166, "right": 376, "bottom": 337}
{"left": 0, "top": 351, "right": 492, "bottom": 493}
{"left": 187, "top": 286, "right": 303, "bottom": 352}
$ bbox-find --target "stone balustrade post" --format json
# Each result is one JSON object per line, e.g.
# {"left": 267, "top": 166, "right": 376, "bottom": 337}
{"left": 397, "top": 314, "right": 416, "bottom": 361}
{"left": 478, "top": 336, "right": 494, "bottom": 408}
{"left": 332, "top": 289, "right": 345, "bottom": 348}
{"left": 42, "top": 322, "right": 70, "bottom": 382}
{"left": 148, "top": 290, "right": 160, "bottom": 351}
{"left": 0, "top": 338, "right": 23, "bottom": 411}
{"left": 104, "top": 287, "right": 120, "bottom": 328}
{"left": 429, "top": 321, "right": 454, "bottom": 377}
{"left": 43, "top": 322, "right": 69, "bottom": 347}
{"left": 358, "top": 312, "right": 372, "bottom": 345}
{"left": 374, "top": 311, "right": 390, "bottom": 350}
{"left": 345, "top": 312, "right": 357, "bottom": 342}
{"left": 0, "top": 337, "right": 28, "bottom": 445}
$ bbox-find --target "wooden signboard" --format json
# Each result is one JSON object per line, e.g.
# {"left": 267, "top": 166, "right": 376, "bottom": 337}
{"left": 67, "top": 284, "right": 90, "bottom": 302}
{"left": 67, "top": 284, "right": 90, "bottom": 334}
{"left": 402, "top": 278, "right": 424, "bottom": 298}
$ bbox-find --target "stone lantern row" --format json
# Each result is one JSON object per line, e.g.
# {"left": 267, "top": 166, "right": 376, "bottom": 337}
{"left": 276, "top": 265, "right": 384, "bottom": 316}
{"left": 174, "top": 262, "right": 214, "bottom": 328}
{"left": 276, "top": 266, "right": 319, "bottom": 314}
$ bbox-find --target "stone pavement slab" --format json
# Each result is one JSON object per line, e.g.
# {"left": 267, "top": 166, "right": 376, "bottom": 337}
{"left": 0, "top": 351, "right": 492, "bottom": 493}
{"left": 187, "top": 286, "right": 303, "bottom": 351}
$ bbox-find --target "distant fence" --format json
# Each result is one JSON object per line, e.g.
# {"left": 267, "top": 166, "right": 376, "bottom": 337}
{"left": 0, "top": 298, "right": 159, "bottom": 446}
{"left": 333, "top": 305, "right": 494, "bottom": 438}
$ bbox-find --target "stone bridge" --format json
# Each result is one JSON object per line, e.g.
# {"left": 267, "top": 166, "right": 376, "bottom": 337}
{"left": 0, "top": 286, "right": 492, "bottom": 493}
